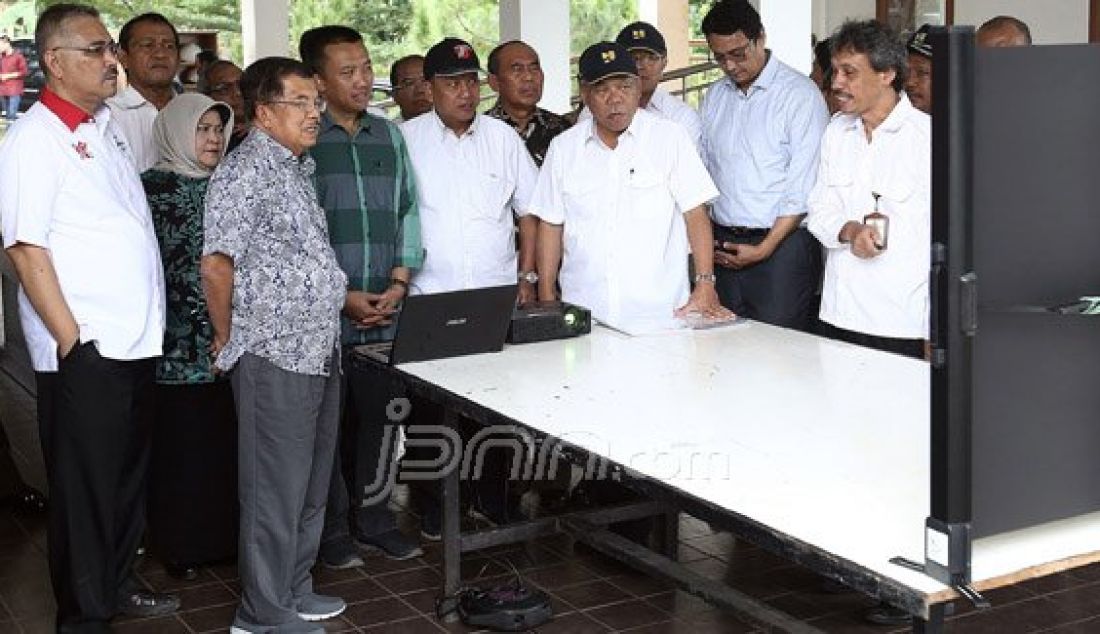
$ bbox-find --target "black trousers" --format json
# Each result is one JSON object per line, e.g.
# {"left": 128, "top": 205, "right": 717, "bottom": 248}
{"left": 713, "top": 225, "right": 822, "bottom": 332}
{"left": 322, "top": 349, "right": 403, "bottom": 545}
{"left": 816, "top": 321, "right": 926, "bottom": 361}
{"left": 148, "top": 381, "right": 238, "bottom": 568}
{"left": 36, "top": 343, "right": 156, "bottom": 633}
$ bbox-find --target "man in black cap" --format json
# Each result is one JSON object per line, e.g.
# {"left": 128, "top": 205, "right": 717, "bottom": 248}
{"left": 609, "top": 21, "right": 702, "bottom": 149}
{"left": 905, "top": 24, "right": 932, "bottom": 114}
{"left": 399, "top": 37, "right": 538, "bottom": 534}
{"left": 533, "top": 41, "right": 728, "bottom": 334}
{"left": 485, "top": 40, "right": 571, "bottom": 166}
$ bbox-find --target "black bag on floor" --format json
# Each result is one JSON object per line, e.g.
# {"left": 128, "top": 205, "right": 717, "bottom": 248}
{"left": 456, "top": 579, "right": 553, "bottom": 631}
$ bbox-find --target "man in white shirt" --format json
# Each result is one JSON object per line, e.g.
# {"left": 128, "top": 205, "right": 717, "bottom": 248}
{"left": 0, "top": 4, "right": 176, "bottom": 630}
{"left": 807, "top": 19, "right": 930, "bottom": 362}
{"left": 532, "top": 42, "right": 730, "bottom": 334}
{"left": 401, "top": 37, "right": 539, "bottom": 302}
{"left": 614, "top": 21, "right": 702, "bottom": 149}
{"left": 701, "top": 0, "right": 829, "bottom": 332}
{"left": 107, "top": 12, "right": 180, "bottom": 172}
{"left": 390, "top": 54, "right": 432, "bottom": 124}
{"left": 400, "top": 37, "right": 539, "bottom": 532}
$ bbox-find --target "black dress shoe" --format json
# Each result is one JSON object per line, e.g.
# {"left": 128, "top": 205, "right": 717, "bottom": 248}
{"left": 117, "top": 590, "right": 181, "bottom": 618}
{"left": 8, "top": 486, "right": 47, "bottom": 514}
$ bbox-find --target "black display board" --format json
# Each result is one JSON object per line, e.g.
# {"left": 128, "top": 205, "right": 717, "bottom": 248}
{"left": 968, "top": 43, "right": 1100, "bottom": 537}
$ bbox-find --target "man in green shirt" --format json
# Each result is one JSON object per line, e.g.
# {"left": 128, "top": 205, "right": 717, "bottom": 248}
{"left": 300, "top": 25, "right": 425, "bottom": 566}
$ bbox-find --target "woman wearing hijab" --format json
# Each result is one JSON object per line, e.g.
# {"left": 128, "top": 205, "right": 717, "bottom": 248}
{"left": 142, "top": 93, "right": 238, "bottom": 580}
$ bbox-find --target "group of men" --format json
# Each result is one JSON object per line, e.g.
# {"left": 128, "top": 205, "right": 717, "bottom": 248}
{"left": 0, "top": 0, "right": 1038, "bottom": 632}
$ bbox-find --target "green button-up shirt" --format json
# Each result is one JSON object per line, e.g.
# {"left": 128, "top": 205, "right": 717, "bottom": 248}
{"left": 311, "top": 111, "right": 424, "bottom": 344}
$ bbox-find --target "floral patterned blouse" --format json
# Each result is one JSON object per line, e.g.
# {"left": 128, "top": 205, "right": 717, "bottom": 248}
{"left": 142, "top": 169, "right": 218, "bottom": 384}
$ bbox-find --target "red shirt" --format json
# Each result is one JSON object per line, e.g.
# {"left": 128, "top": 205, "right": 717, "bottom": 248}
{"left": 0, "top": 50, "right": 28, "bottom": 97}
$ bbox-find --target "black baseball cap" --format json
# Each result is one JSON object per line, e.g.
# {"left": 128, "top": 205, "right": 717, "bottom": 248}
{"left": 907, "top": 24, "right": 933, "bottom": 58}
{"left": 423, "top": 37, "right": 482, "bottom": 80}
{"left": 616, "top": 21, "right": 667, "bottom": 55}
{"left": 578, "top": 42, "right": 638, "bottom": 84}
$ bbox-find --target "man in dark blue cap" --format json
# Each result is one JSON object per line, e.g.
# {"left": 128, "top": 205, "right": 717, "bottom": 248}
{"left": 612, "top": 21, "right": 701, "bottom": 149}
{"left": 905, "top": 24, "right": 932, "bottom": 114}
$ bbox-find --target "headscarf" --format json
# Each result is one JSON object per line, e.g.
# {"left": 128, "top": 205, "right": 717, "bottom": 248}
{"left": 152, "top": 93, "right": 234, "bottom": 179}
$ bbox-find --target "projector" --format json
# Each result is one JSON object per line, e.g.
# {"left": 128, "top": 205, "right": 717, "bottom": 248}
{"left": 507, "top": 302, "right": 591, "bottom": 344}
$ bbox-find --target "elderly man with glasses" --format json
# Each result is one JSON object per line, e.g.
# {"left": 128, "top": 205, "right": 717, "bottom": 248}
{"left": 700, "top": 0, "right": 829, "bottom": 332}
{"left": 0, "top": 3, "right": 179, "bottom": 630}
{"left": 201, "top": 56, "right": 349, "bottom": 634}
{"left": 200, "top": 59, "right": 248, "bottom": 150}
{"left": 389, "top": 54, "right": 432, "bottom": 123}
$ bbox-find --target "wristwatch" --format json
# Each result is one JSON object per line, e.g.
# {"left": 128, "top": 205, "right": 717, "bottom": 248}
{"left": 518, "top": 270, "right": 539, "bottom": 284}
{"left": 693, "top": 272, "right": 717, "bottom": 284}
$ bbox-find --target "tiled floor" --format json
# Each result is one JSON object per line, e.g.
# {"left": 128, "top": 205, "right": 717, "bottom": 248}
{"left": 2, "top": 364, "right": 1099, "bottom": 633}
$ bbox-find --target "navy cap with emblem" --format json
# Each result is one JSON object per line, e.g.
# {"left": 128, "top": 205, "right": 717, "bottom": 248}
{"left": 907, "top": 24, "right": 933, "bottom": 58}
{"left": 578, "top": 42, "right": 638, "bottom": 84}
{"left": 615, "top": 21, "right": 667, "bottom": 56}
{"left": 423, "top": 37, "right": 482, "bottom": 80}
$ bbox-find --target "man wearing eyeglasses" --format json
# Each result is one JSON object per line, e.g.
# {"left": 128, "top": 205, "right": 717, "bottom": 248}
{"left": 614, "top": 22, "right": 701, "bottom": 150}
{"left": 390, "top": 54, "right": 432, "bottom": 123}
{"left": 0, "top": 4, "right": 179, "bottom": 631}
{"left": 201, "top": 57, "right": 348, "bottom": 633}
{"left": 106, "top": 12, "right": 181, "bottom": 172}
{"left": 485, "top": 40, "right": 571, "bottom": 167}
{"left": 200, "top": 59, "right": 248, "bottom": 150}
{"left": 701, "top": 0, "right": 829, "bottom": 332}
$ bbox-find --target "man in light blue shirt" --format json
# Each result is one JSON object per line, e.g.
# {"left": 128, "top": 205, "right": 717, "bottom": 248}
{"left": 700, "top": 0, "right": 828, "bottom": 331}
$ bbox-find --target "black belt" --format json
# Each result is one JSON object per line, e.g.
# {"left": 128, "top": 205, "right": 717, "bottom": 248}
{"left": 713, "top": 223, "right": 769, "bottom": 238}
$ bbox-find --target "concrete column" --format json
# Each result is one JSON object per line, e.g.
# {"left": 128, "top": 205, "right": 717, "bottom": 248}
{"left": 760, "top": 0, "right": 813, "bottom": 74}
{"left": 499, "top": 0, "right": 572, "bottom": 114}
{"left": 240, "top": 0, "right": 290, "bottom": 65}
{"left": 638, "top": 0, "right": 692, "bottom": 71}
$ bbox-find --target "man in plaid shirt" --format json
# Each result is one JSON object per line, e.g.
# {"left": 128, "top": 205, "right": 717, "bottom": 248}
{"left": 301, "top": 25, "right": 425, "bottom": 567}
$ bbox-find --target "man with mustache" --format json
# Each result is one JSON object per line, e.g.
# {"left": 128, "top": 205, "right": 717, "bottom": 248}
{"left": 701, "top": 0, "right": 829, "bottom": 332}
{"left": 533, "top": 41, "right": 729, "bottom": 333}
{"left": 0, "top": 3, "right": 178, "bottom": 630}
{"left": 390, "top": 54, "right": 433, "bottom": 123}
{"left": 807, "top": 19, "right": 930, "bottom": 361}
{"left": 107, "top": 12, "right": 181, "bottom": 171}
{"left": 905, "top": 24, "right": 933, "bottom": 115}
{"left": 201, "top": 57, "right": 348, "bottom": 633}
{"left": 298, "top": 24, "right": 425, "bottom": 569}
{"left": 400, "top": 37, "right": 538, "bottom": 535}
{"left": 485, "top": 40, "right": 570, "bottom": 167}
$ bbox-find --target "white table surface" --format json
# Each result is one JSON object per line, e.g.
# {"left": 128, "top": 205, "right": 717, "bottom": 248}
{"left": 398, "top": 321, "right": 1100, "bottom": 601}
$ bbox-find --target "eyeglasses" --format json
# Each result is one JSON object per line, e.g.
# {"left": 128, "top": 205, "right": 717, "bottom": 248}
{"left": 51, "top": 40, "right": 120, "bottom": 59}
{"left": 266, "top": 98, "right": 326, "bottom": 114}
{"left": 630, "top": 51, "right": 665, "bottom": 66}
{"left": 709, "top": 40, "right": 756, "bottom": 65}
{"left": 395, "top": 76, "right": 429, "bottom": 91}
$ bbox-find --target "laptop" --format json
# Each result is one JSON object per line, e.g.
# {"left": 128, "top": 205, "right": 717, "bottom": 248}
{"left": 354, "top": 284, "right": 518, "bottom": 365}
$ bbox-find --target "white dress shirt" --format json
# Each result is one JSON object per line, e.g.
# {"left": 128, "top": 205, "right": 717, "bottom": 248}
{"left": 578, "top": 87, "right": 702, "bottom": 152}
{"left": 0, "top": 99, "right": 166, "bottom": 371}
{"left": 401, "top": 111, "right": 538, "bottom": 293}
{"left": 701, "top": 53, "right": 829, "bottom": 228}
{"left": 529, "top": 109, "right": 719, "bottom": 334}
{"left": 806, "top": 94, "right": 930, "bottom": 340}
{"left": 106, "top": 84, "right": 161, "bottom": 172}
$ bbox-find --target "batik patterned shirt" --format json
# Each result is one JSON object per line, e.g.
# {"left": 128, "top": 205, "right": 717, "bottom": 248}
{"left": 143, "top": 169, "right": 218, "bottom": 384}
{"left": 485, "top": 102, "right": 571, "bottom": 167}
{"left": 203, "top": 129, "right": 347, "bottom": 376}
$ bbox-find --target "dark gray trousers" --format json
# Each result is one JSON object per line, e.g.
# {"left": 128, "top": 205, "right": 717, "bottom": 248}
{"left": 231, "top": 351, "right": 341, "bottom": 629}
